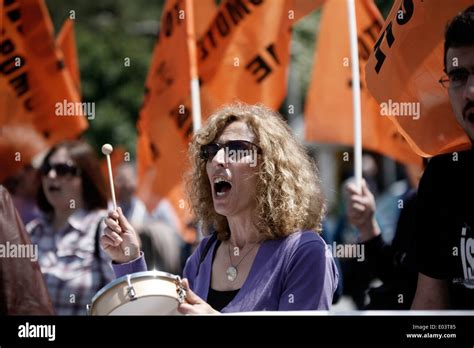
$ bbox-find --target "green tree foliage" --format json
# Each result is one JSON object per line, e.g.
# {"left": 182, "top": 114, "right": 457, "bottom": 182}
{"left": 46, "top": 0, "right": 163, "bottom": 157}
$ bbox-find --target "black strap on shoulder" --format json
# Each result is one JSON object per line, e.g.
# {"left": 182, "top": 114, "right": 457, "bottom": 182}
{"left": 94, "top": 218, "right": 107, "bottom": 288}
{"left": 196, "top": 232, "right": 219, "bottom": 277}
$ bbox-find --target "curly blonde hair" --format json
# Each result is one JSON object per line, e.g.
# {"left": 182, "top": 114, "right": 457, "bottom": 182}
{"left": 186, "top": 103, "right": 325, "bottom": 241}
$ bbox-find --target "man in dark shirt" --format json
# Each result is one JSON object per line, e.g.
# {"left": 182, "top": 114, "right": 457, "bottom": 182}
{"left": 411, "top": 6, "right": 474, "bottom": 309}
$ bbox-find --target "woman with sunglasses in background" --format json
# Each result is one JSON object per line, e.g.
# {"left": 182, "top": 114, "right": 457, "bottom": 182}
{"left": 27, "top": 141, "right": 114, "bottom": 315}
{"left": 102, "top": 103, "right": 339, "bottom": 313}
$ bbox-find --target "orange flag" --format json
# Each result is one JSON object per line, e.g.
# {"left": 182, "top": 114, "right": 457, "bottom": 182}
{"left": 305, "top": 0, "right": 420, "bottom": 165}
{"left": 136, "top": 0, "right": 213, "bottom": 199}
{"left": 198, "top": 0, "right": 325, "bottom": 116}
{"left": 365, "top": 0, "right": 472, "bottom": 157}
{"left": 136, "top": 0, "right": 216, "bottom": 243}
{"left": 194, "top": 0, "right": 217, "bottom": 36}
{"left": 0, "top": 0, "right": 87, "bottom": 144}
{"left": 57, "top": 19, "right": 81, "bottom": 95}
{"left": 137, "top": 0, "right": 197, "bottom": 201}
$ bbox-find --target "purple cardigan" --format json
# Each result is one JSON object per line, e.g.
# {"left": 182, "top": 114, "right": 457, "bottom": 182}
{"left": 113, "top": 231, "right": 339, "bottom": 312}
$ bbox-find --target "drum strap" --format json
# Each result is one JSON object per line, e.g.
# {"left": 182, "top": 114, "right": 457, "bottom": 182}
{"left": 196, "top": 232, "right": 219, "bottom": 277}
{"left": 94, "top": 218, "right": 107, "bottom": 288}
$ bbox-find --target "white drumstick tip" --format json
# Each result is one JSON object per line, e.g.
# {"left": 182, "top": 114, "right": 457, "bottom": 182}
{"left": 102, "top": 143, "right": 114, "bottom": 156}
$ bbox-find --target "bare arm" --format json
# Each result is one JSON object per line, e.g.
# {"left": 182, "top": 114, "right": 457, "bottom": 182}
{"left": 411, "top": 273, "right": 450, "bottom": 309}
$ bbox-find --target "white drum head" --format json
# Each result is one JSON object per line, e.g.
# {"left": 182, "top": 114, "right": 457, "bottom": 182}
{"left": 108, "top": 296, "right": 180, "bottom": 315}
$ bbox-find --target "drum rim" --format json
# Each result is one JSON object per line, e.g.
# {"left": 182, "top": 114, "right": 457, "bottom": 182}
{"left": 90, "top": 270, "right": 181, "bottom": 305}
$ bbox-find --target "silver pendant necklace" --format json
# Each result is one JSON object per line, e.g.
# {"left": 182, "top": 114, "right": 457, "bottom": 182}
{"left": 226, "top": 241, "right": 258, "bottom": 282}
{"left": 226, "top": 265, "right": 238, "bottom": 282}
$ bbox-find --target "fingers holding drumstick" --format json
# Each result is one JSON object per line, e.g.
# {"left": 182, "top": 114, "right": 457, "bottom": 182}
{"left": 100, "top": 144, "right": 140, "bottom": 263}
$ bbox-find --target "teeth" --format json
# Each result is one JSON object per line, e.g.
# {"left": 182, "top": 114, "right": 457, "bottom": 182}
{"left": 213, "top": 176, "right": 231, "bottom": 197}
{"left": 213, "top": 177, "right": 230, "bottom": 184}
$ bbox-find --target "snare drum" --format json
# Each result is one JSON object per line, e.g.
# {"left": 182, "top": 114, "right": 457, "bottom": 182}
{"left": 88, "top": 271, "right": 186, "bottom": 315}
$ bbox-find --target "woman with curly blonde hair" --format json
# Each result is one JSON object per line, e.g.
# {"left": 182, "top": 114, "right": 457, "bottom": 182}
{"left": 103, "top": 103, "right": 339, "bottom": 313}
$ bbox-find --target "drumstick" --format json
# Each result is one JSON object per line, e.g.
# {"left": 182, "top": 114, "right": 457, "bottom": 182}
{"left": 101, "top": 143, "right": 117, "bottom": 211}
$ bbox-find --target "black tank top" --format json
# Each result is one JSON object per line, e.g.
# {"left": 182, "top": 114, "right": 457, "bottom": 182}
{"left": 206, "top": 240, "right": 240, "bottom": 311}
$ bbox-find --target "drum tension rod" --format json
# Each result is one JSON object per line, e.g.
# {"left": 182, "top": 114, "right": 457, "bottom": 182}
{"left": 175, "top": 276, "right": 186, "bottom": 304}
{"left": 126, "top": 274, "right": 137, "bottom": 300}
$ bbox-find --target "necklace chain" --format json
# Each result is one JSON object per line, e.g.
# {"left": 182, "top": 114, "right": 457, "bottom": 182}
{"left": 227, "top": 241, "right": 258, "bottom": 269}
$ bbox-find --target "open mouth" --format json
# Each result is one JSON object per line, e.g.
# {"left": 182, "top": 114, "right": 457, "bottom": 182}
{"left": 48, "top": 184, "right": 61, "bottom": 193}
{"left": 213, "top": 177, "right": 232, "bottom": 197}
{"left": 467, "top": 112, "right": 474, "bottom": 124}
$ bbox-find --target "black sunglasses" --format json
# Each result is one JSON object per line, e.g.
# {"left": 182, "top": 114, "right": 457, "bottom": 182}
{"left": 40, "top": 163, "right": 80, "bottom": 177}
{"left": 200, "top": 140, "right": 261, "bottom": 161}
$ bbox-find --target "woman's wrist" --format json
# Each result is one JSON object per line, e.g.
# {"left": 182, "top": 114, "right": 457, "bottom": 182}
{"left": 358, "top": 218, "right": 381, "bottom": 242}
{"left": 112, "top": 249, "right": 142, "bottom": 264}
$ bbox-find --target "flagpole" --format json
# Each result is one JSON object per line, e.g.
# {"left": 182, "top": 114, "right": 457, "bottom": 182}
{"left": 185, "top": 0, "right": 202, "bottom": 133}
{"left": 347, "top": 0, "right": 363, "bottom": 190}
